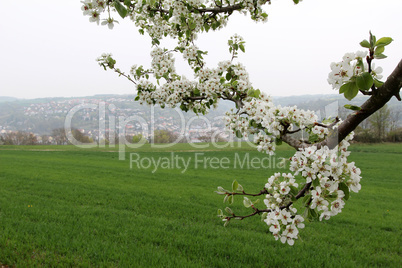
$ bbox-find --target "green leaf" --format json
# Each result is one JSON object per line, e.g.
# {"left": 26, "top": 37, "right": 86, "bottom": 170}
{"left": 152, "top": 38, "right": 160, "bottom": 45}
{"left": 340, "top": 82, "right": 359, "bottom": 101}
{"left": 236, "top": 183, "right": 244, "bottom": 192}
{"left": 374, "top": 53, "right": 387, "bottom": 59}
{"left": 189, "top": 22, "right": 196, "bottom": 30}
{"left": 359, "top": 39, "right": 371, "bottom": 48}
{"left": 193, "top": 88, "right": 200, "bottom": 96}
{"left": 225, "top": 72, "right": 232, "bottom": 81}
{"left": 243, "top": 197, "right": 252, "bottom": 208}
{"left": 344, "top": 104, "right": 361, "bottom": 111}
{"left": 308, "top": 208, "right": 318, "bottom": 220}
{"left": 275, "top": 138, "right": 282, "bottom": 146}
{"left": 235, "top": 130, "right": 242, "bottom": 138}
{"left": 254, "top": 89, "right": 261, "bottom": 98}
{"left": 247, "top": 89, "right": 254, "bottom": 97}
{"left": 225, "top": 207, "right": 233, "bottom": 215}
{"left": 239, "top": 44, "right": 245, "bottom": 53}
{"left": 216, "top": 186, "right": 226, "bottom": 195}
{"left": 356, "top": 72, "right": 374, "bottom": 91}
{"left": 369, "top": 31, "right": 376, "bottom": 47}
{"left": 374, "top": 45, "right": 385, "bottom": 56}
{"left": 232, "top": 180, "right": 238, "bottom": 192}
{"left": 374, "top": 78, "right": 384, "bottom": 88}
{"left": 308, "top": 134, "right": 319, "bottom": 143}
{"left": 228, "top": 195, "right": 233, "bottom": 205}
{"left": 375, "top": 37, "right": 393, "bottom": 47}
{"left": 339, "top": 81, "right": 353, "bottom": 93}
{"left": 344, "top": 87, "right": 359, "bottom": 101}
{"left": 338, "top": 182, "right": 350, "bottom": 201}
{"left": 134, "top": 96, "right": 140, "bottom": 101}
{"left": 114, "top": 0, "right": 128, "bottom": 18}
{"left": 217, "top": 209, "right": 223, "bottom": 217}
{"left": 303, "top": 194, "right": 312, "bottom": 206}
{"left": 290, "top": 186, "right": 299, "bottom": 196}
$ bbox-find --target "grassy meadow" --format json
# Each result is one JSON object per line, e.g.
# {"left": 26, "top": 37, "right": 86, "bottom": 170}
{"left": 0, "top": 143, "right": 401, "bottom": 267}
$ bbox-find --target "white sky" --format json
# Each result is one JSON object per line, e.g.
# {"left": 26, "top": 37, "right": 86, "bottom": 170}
{"left": 0, "top": 0, "right": 401, "bottom": 99}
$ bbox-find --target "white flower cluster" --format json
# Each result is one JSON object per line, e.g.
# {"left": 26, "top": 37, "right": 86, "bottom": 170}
{"left": 238, "top": 0, "right": 270, "bottom": 22}
{"left": 327, "top": 51, "right": 383, "bottom": 90}
{"left": 311, "top": 125, "right": 329, "bottom": 139}
{"left": 82, "top": 0, "right": 271, "bottom": 40}
{"left": 135, "top": 56, "right": 253, "bottom": 114}
{"left": 264, "top": 208, "right": 305, "bottom": 246}
{"left": 150, "top": 47, "right": 176, "bottom": 79}
{"left": 183, "top": 45, "right": 199, "bottom": 61}
{"left": 263, "top": 173, "right": 304, "bottom": 245}
{"left": 81, "top": 0, "right": 105, "bottom": 24}
{"left": 289, "top": 134, "right": 361, "bottom": 220}
{"left": 259, "top": 131, "right": 362, "bottom": 245}
{"left": 81, "top": 0, "right": 120, "bottom": 29}
{"left": 264, "top": 172, "right": 299, "bottom": 209}
{"left": 254, "top": 132, "right": 275, "bottom": 155}
{"left": 229, "top": 34, "right": 244, "bottom": 44}
{"left": 225, "top": 95, "right": 318, "bottom": 155}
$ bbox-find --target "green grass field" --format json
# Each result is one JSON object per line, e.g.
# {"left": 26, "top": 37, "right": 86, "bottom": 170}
{"left": 0, "top": 143, "right": 401, "bottom": 267}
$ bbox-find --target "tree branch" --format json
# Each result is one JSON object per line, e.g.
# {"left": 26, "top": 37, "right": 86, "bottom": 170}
{"left": 227, "top": 188, "right": 269, "bottom": 197}
{"left": 323, "top": 58, "right": 402, "bottom": 149}
{"left": 314, "top": 117, "right": 340, "bottom": 128}
{"left": 223, "top": 182, "right": 312, "bottom": 222}
{"left": 224, "top": 207, "right": 271, "bottom": 222}
{"left": 146, "top": 3, "right": 244, "bottom": 16}
{"left": 281, "top": 59, "right": 402, "bottom": 150}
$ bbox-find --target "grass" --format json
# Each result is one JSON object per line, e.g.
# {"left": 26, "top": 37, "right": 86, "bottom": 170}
{"left": 0, "top": 143, "right": 401, "bottom": 267}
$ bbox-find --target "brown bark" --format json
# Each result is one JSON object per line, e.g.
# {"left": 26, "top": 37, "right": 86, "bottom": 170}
{"left": 282, "top": 59, "right": 402, "bottom": 150}
{"left": 326, "top": 59, "right": 402, "bottom": 149}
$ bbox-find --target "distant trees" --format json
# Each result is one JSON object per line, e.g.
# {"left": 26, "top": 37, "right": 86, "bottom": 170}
{"left": 52, "top": 128, "right": 68, "bottom": 145}
{"left": 354, "top": 105, "right": 401, "bottom": 142}
{"left": 198, "top": 130, "right": 227, "bottom": 143}
{"left": 41, "top": 135, "right": 52, "bottom": 145}
{"left": 152, "top": 130, "right": 178, "bottom": 144}
{"left": 102, "top": 132, "right": 119, "bottom": 145}
{"left": 1, "top": 131, "right": 37, "bottom": 145}
{"left": 388, "top": 108, "right": 402, "bottom": 142}
{"left": 131, "top": 133, "right": 148, "bottom": 144}
{"left": 52, "top": 128, "right": 93, "bottom": 145}
{"left": 70, "top": 129, "right": 93, "bottom": 144}
{"left": 370, "top": 105, "right": 391, "bottom": 141}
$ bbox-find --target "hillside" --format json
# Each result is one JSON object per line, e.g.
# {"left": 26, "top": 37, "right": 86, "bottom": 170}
{"left": 0, "top": 94, "right": 400, "bottom": 137}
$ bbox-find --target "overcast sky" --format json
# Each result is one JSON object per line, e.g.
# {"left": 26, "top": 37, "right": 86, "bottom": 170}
{"left": 0, "top": 0, "right": 401, "bottom": 99}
